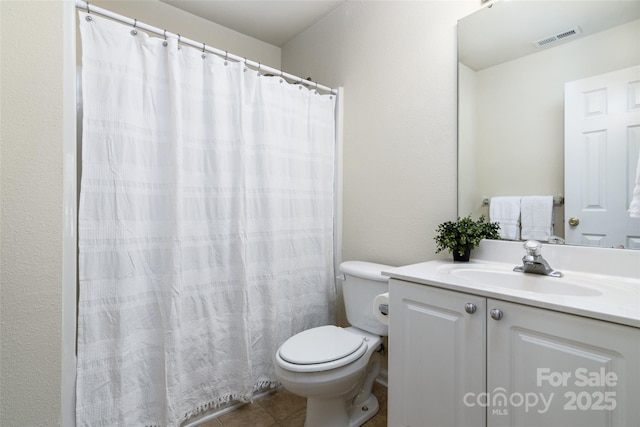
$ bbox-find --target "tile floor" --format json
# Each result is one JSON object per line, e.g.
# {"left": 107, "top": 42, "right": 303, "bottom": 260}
{"left": 199, "top": 382, "right": 387, "bottom": 427}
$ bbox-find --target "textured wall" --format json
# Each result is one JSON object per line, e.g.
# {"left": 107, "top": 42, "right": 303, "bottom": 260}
{"left": 1, "top": 1, "right": 64, "bottom": 425}
{"left": 282, "top": 1, "right": 479, "bottom": 267}
{"left": 90, "top": 0, "right": 281, "bottom": 69}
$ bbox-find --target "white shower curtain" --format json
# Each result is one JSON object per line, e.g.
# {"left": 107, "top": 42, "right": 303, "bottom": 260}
{"left": 77, "top": 12, "right": 336, "bottom": 427}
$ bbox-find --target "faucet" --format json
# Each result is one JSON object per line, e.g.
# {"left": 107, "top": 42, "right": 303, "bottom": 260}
{"left": 513, "top": 240, "right": 563, "bottom": 277}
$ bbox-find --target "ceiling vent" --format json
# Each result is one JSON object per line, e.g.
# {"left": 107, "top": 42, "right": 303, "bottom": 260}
{"left": 533, "top": 26, "right": 582, "bottom": 48}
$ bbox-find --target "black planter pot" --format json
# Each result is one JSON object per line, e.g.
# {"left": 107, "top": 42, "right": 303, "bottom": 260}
{"left": 453, "top": 247, "right": 471, "bottom": 262}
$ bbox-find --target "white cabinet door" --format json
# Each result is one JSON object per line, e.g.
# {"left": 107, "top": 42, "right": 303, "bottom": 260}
{"left": 487, "top": 299, "right": 640, "bottom": 427}
{"left": 388, "top": 279, "right": 486, "bottom": 427}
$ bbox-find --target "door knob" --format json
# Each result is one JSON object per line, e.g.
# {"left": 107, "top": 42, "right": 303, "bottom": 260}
{"left": 465, "top": 303, "right": 477, "bottom": 314}
{"left": 568, "top": 217, "right": 580, "bottom": 227}
{"left": 490, "top": 308, "right": 503, "bottom": 320}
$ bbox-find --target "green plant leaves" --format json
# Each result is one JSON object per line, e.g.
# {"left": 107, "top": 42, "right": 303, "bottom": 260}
{"left": 434, "top": 215, "right": 501, "bottom": 256}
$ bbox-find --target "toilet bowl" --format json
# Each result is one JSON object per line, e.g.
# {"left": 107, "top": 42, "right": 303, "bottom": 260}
{"left": 274, "top": 261, "right": 391, "bottom": 427}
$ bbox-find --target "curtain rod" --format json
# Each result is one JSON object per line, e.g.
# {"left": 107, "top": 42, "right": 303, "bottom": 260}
{"left": 75, "top": 0, "right": 337, "bottom": 95}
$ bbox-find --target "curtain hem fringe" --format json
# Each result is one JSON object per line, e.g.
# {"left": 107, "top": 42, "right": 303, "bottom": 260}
{"left": 180, "top": 380, "right": 281, "bottom": 425}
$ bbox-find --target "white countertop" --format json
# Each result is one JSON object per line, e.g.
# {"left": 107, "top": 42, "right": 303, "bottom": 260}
{"left": 383, "top": 259, "right": 640, "bottom": 329}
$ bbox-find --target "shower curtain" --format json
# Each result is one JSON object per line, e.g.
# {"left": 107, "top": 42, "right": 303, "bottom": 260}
{"left": 77, "top": 12, "right": 336, "bottom": 427}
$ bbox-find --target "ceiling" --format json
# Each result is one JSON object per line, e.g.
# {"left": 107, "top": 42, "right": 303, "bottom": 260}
{"left": 160, "top": 0, "right": 347, "bottom": 46}
{"left": 159, "top": 1, "right": 640, "bottom": 66}
{"left": 459, "top": 0, "right": 640, "bottom": 71}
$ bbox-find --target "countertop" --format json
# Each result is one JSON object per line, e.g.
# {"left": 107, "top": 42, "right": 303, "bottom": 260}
{"left": 383, "top": 259, "right": 640, "bottom": 329}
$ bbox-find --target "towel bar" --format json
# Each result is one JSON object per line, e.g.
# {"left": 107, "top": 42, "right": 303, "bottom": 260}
{"left": 482, "top": 196, "right": 564, "bottom": 206}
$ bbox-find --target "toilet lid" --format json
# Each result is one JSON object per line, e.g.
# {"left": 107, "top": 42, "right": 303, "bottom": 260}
{"left": 278, "top": 325, "right": 366, "bottom": 366}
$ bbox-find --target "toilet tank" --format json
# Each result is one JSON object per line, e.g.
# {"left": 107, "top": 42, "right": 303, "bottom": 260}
{"left": 339, "top": 261, "right": 392, "bottom": 337}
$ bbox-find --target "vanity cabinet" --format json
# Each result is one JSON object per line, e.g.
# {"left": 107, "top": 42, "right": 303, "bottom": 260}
{"left": 388, "top": 278, "right": 640, "bottom": 427}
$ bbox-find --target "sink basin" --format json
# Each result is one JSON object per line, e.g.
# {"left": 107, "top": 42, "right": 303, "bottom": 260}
{"left": 438, "top": 264, "right": 603, "bottom": 297}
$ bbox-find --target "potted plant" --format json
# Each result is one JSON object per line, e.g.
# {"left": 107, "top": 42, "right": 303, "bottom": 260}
{"left": 434, "top": 214, "right": 501, "bottom": 262}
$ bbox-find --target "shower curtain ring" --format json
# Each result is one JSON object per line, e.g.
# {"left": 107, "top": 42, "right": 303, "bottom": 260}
{"left": 224, "top": 51, "right": 228, "bottom": 65}
{"left": 131, "top": 19, "right": 138, "bottom": 36}
{"left": 257, "top": 63, "right": 261, "bottom": 76}
{"left": 177, "top": 34, "right": 181, "bottom": 50}
{"left": 162, "top": 30, "right": 168, "bottom": 47}
{"left": 85, "top": 2, "right": 93, "bottom": 21}
{"left": 201, "top": 43, "right": 206, "bottom": 59}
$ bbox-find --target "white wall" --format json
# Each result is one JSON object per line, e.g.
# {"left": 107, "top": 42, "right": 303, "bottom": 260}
{"left": 90, "top": 0, "right": 281, "bottom": 69}
{"left": 282, "top": 0, "right": 479, "bottom": 380}
{"left": 282, "top": 1, "right": 479, "bottom": 267}
{"left": 458, "top": 63, "right": 479, "bottom": 217}
{"left": 0, "top": 1, "right": 280, "bottom": 425}
{"left": 1, "top": 2, "right": 65, "bottom": 425}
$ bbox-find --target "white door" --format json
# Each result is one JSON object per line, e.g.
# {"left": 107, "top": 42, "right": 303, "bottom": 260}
{"left": 564, "top": 65, "right": 640, "bottom": 249}
{"left": 388, "top": 280, "right": 486, "bottom": 427}
{"left": 487, "top": 299, "right": 640, "bottom": 427}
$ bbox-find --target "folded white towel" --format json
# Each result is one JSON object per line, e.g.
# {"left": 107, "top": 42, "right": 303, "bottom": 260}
{"left": 630, "top": 151, "right": 640, "bottom": 217}
{"left": 489, "top": 196, "right": 521, "bottom": 240}
{"left": 521, "top": 196, "right": 554, "bottom": 241}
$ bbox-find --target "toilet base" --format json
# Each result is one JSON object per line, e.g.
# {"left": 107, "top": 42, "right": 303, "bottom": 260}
{"left": 347, "top": 393, "right": 379, "bottom": 427}
{"left": 305, "top": 396, "right": 349, "bottom": 427}
{"left": 302, "top": 353, "right": 382, "bottom": 427}
{"left": 303, "top": 394, "right": 379, "bottom": 427}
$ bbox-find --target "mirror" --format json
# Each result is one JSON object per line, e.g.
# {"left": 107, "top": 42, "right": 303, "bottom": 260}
{"left": 458, "top": 0, "right": 640, "bottom": 248}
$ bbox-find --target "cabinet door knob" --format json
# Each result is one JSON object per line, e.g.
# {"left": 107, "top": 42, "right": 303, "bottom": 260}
{"left": 465, "top": 303, "right": 477, "bottom": 314}
{"left": 490, "top": 308, "right": 503, "bottom": 320}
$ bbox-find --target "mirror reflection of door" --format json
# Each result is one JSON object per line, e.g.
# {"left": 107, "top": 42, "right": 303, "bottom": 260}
{"left": 564, "top": 65, "right": 640, "bottom": 248}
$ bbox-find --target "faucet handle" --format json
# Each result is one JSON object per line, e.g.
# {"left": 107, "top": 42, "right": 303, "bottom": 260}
{"left": 523, "top": 240, "right": 542, "bottom": 257}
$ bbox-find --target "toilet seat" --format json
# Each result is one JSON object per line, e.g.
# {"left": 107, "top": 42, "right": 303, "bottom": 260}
{"left": 276, "top": 325, "right": 367, "bottom": 373}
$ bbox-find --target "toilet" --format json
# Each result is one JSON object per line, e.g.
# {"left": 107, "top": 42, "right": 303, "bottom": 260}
{"left": 274, "top": 261, "right": 391, "bottom": 427}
